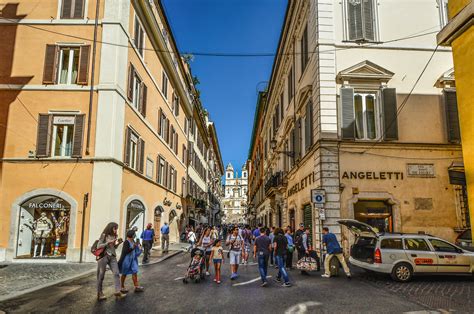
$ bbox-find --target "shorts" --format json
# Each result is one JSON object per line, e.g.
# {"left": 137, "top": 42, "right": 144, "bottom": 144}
{"left": 244, "top": 243, "right": 251, "bottom": 253}
{"left": 213, "top": 258, "right": 222, "bottom": 264}
{"left": 229, "top": 250, "right": 241, "bottom": 265}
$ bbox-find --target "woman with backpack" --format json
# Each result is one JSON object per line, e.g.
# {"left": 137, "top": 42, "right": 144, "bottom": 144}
{"left": 96, "top": 222, "right": 125, "bottom": 301}
{"left": 118, "top": 229, "right": 144, "bottom": 293}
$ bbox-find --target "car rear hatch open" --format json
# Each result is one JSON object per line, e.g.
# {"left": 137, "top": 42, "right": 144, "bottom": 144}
{"left": 338, "top": 219, "right": 378, "bottom": 264}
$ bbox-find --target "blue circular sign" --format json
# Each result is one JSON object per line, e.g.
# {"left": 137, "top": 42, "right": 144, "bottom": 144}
{"left": 315, "top": 195, "right": 323, "bottom": 202}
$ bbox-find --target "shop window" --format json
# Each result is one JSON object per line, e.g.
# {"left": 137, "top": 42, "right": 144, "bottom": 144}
{"left": 60, "top": 0, "right": 85, "bottom": 19}
{"left": 126, "top": 200, "right": 145, "bottom": 238}
{"left": 16, "top": 195, "right": 71, "bottom": 259}
{"left": 354, "top": 200, "right": 392, "bottom": 232}
{"left": 133, "top": 15, "right": 145, "bottom": 57}
{"left": 404, "top": 238, "right": 431, "bottom": 251}
{"left": 43, "top": 45, "right": 90, "bottom": 85}
{"left": 36, "top": 114, "right": 85, "bottom": 158}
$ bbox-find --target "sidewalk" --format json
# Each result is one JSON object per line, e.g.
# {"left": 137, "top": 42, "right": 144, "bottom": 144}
{"left": 0, "top": 242, "right": 188, "bottom": 302}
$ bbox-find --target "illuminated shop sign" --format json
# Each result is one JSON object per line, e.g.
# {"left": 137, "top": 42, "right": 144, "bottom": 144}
{"left": 341, "top": 171, "right": 404, "bottom": 180}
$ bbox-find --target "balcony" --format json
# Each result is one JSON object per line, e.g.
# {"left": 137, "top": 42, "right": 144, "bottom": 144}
{"left": 264, "top": 171, "right": 286, "bottom": 196}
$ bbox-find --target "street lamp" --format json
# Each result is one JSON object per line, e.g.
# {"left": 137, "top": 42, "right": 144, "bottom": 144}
{"left": 270, "top": 139, "right": 294, "bottom": 158}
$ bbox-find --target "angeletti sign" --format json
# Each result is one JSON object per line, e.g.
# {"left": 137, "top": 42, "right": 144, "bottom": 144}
{"left": 341, "top": 171, "right": 404, "bottom": 180}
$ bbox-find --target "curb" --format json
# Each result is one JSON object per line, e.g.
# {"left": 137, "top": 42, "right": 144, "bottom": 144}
{"left": 0, "top": 251, "right": 182, "bottom": 303}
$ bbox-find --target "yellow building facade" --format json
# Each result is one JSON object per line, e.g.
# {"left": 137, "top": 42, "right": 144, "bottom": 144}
{"left": 438, "top": 0, "right": 474, "bottom": 241}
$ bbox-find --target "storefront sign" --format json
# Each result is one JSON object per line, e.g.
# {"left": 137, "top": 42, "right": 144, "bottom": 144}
{"left": 287, "top": 172, "right": 316, "bottom": 197}
{"left": 27, "top": 202, "right": 66, "bottom": 210}
{"left": 128, "top": 200, "right": 145, "bottom": 211}
{"left": 341, "top": 171, "right": 404, "bottom": 180}
{"left": 407, "top": 164, "right": 435, "bottom": 178}
{"left": 53, "top": 116, "right": 75, "bottom": 125}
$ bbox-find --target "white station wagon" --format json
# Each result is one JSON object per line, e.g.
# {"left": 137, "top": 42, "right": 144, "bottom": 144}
{"left": 338, "top": 219, "right": 474, "bottom": 282}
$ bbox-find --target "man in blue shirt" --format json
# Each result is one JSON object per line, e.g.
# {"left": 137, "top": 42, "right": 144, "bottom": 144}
{"left": 141, "top": 223, "right": 155, "bottom": 263}
{"left": 161, "top": 222, "right": 170, "bottom": 253}
{"left": 321, "top": 227, "right": 351, "bottom": 279}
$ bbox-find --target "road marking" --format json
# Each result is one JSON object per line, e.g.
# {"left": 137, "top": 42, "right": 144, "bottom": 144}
{"left": 232, "top": 276, "right": 271, "bottom": 286}
{"left": 285, "top": 301, "right": 322, "bottom": 314}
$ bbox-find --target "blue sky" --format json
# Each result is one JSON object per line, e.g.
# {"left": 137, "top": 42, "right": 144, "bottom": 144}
{"left": 162, "top": 0, "right": 287, "bottom": 175}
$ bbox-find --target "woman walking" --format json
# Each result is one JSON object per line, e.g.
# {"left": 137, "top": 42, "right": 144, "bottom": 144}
{"left": 209, "top": 238, "right": 224, "bottom": 284}
{"left": 118, "top": 230, "right": 144, "bottom": 293}
{"left": 198, "top": 227, "right": 213, "bottom": 276}
{"left": 96, "top": 222, "right": 125, "bottom": 301}
{"left": 187, "top": 227, "right": 197, "bottom": 250}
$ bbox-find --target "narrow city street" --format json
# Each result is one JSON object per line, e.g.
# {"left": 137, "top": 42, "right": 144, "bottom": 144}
{"left": 1, "top": 252, "right": 472, "bottom": 313}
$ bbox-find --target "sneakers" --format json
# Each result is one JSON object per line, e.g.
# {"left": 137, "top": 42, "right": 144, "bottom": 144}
{"left": 217, "top": 280, "right": 221, "bottom": 284}
{"left": 134, "top": 286, "right": 144, "bottom": 292}
{"left": 97, "top": 292, "right": 107, "bottom": 301}
{"left": 120, "top": 288, "right": 129, "bottom": 293}
{"left": 261, "top": 281, "right": 268, "bottom": 287}
{"left": 321, "top": 274, "right": 330, "bottom": 278}
{"left": 213, "top": 278, "right": 217, "bottom": 282}
{"left": 347, "top": 274, "right": 352, "bottom": 280}
{"left": 282, "top": 282, "right": 292, "bottom": 287}
{"left": 206, "top": 271, "right": 210, "bottom": 276}
{"left": 230, "top": 273, "right": 238, "bottom": 280}
{"left": 114, "top": 291, "right": 127, "bottom": 299}
{"left": 274, "top": 277, "right": 282, "bottom": 283}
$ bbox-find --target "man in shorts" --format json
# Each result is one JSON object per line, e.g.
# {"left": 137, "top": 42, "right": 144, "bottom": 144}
{"left": 242, "top": 225, "right": 252, "bottom": 264}
{"left": 226, "top": 227, "right": 244, "bottom": 280}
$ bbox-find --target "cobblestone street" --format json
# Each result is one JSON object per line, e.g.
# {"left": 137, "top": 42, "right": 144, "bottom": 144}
{"left": 358, "top": 271, "right": 474, "bottom": 312}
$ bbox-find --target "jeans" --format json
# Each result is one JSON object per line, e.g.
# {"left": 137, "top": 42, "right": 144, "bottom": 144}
{"left": 269, "top": 248, "right": 274, "bottom": 265}
{"left": 97, "top": 254, "right": 121, "bottom": 293}
{"left": 142, "top": 240, "right": 152, "bottom": 262}
{"left": 257, "top": 254, "right": 269, "bottom": 283}
{"left": 286, "top": 249, "right": 293, "bottom": 268}
{"left": 275, "top": 255, "right": 289, "bottom": 283}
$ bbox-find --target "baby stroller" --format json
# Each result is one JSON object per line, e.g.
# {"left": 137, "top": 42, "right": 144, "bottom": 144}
{"left": 183, "top": 248, "right": 205, "bottom": 284}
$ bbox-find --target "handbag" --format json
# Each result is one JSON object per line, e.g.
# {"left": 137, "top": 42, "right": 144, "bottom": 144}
{"left": 287, "top": 245, "right": 295, "bottom": 253}
{"left": 296, "top": 256, "right": 318, "bottom": 271}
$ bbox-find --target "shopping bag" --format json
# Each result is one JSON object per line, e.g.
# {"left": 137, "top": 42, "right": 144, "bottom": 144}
{"left": 296, "top": 256, "right": 318, "bottom": 271}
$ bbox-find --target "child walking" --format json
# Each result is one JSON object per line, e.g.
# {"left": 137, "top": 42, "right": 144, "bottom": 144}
{"left": 118, "top": 230, "right": 144, "bottom": 293}
{"left": 209, "top": 238, "right": 224, "bottom": 284}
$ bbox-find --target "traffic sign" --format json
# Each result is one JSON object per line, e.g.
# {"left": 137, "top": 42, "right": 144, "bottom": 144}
{"left": 311, "top": 189, "right": 326, "bottom": 208}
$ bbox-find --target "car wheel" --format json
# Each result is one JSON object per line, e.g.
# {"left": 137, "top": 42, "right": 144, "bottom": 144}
{"left": 391, "top": 263, "right": 413, "bottom": 282}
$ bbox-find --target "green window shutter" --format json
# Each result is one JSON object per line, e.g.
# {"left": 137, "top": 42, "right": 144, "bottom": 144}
{"left": 382, "top": 88, "right": 398, "bottom": 141}
{"left": 303, "top": 204, "right": 313, "bottom": 244}
{"left": 341, "top": 87, "right": 355, "bottom": 139}
{"left": 444, "top": 89, "right": 461, "bottom": 143}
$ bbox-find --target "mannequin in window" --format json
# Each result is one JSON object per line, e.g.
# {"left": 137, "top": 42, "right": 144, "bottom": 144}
{"left": 25, "top": 212, "right": 53, "bottom": 257}
{"left": 52, "top": 211, "right": 69, "bottom": 256}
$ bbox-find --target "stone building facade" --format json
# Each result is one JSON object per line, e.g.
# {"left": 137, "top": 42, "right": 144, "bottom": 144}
{"left": 223, "top": 163, "right": 248, "bottom": 224}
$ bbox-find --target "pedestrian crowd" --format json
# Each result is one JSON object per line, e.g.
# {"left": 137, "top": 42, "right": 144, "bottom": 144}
{"left": 92, "top": 220, "right": 351, "bottom": 300}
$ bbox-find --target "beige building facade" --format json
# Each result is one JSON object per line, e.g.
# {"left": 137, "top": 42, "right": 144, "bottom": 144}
{"left": 0, "top": 0, "right": 221, "bottom": 263}
{"left": 248, "top": 0, "right": 466, "bottom": 251}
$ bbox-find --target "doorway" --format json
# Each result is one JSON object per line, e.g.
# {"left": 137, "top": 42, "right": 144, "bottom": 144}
{"left": 354, "top": 200, "right": 393, "bottom": 232}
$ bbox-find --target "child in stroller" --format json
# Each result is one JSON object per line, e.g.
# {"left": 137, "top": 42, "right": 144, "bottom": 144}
{"left": 182, "top": 247, "right": 206, "bottom": 283}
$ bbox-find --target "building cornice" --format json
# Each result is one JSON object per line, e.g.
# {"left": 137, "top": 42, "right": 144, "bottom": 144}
{"left": 437, "top": 0, "right": 474, "bottom": 45}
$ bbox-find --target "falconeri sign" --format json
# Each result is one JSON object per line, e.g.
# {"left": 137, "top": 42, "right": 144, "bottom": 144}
{"left": 341, "top": 171, "right": 404, "bottom": 180}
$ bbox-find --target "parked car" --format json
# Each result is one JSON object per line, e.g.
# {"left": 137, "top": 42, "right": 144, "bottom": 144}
{"left": 338, "top": 219, "right": 474, "bottom": 282}
{"left": 455, "top": 229, "right": 473, "bottom": 252}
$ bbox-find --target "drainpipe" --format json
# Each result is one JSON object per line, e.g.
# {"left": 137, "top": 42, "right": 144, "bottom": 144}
{"left": 79, "top": 193, "right": 89, "bottom": 263}
{"left": 85, "top": 0, "right": 101, "bottom": 155}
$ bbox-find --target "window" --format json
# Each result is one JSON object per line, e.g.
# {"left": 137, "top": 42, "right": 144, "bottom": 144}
{"left": 354, "top": 93, "right": 378, "bottom": 140}
{"left": 287, "top": 67, "right": 294, "bottom": 105}
{"left": 381, "top": 238, "right": 403, "bottom": 250}
{"left": 346, "top": 0, "right": 376, "bottom": 42}
{"left": 124, "top": 127, "right": 144, "bottom": 173}
{"left": 300, "top": 25, "right": 309, "bottom": 75}
{"left": 162, "top": 71, "right": 168, "bottom": 99}
{"left": 404, "top": 238, "right": 431, "bottom": 251}
{"left": 58, "top": 47, "right": 79, "bottom": 85}
{"left": 172, "top": 93, "right": 180, "bottom": 116}
{"left": 429, "top": 239, "right": 459, "bottom": 253}
{"left": 51, "top": 116, "right": 75, "bottom": 157}
{"left": 159, "top": 110, "right": 167, "bottom": 138}
{"left": 157, "top": 156, "right": 165, "bottom": 185}
{"left": 60, "top": 0, "right": 85, "bottom": 19}
{"left": 127, "top": 65, "right": 147, "bottom": 116}
{"left": 170, "top": 166, "right": 175, "bottom": 192}
{"left": 182, "top": 177, "right": 186, "bottom": 196}
{"left": 304, "top": 102, "right": 313, "bottom": 153}
{"left": 439, "top": 0, "right": 449, "bottom": 27}
{"left": 134, "top": 15, "right": 145, "bottom": 57}
{"left": 182, "top": 145, "right": 187, "bottom": 164}
{"left": 36, "top": 114, "right": 85, "bottom": 158}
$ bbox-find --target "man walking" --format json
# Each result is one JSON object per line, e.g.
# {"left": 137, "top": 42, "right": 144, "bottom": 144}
{"left": 161, "top": 222, "right": 170, "bottom": 253}
{"left": 253, "top": 227, "right": 271, "bottom": 287}
{"left": 321, "top": 227, "right": 351, "bottom": 279}
{"left": 295, "top": 224, "right": 310, "bottom": 275}
{"left": 273, "top": 228, "right": 291, "bottom": 287}
{"left": 140, "top": 223, "right": 155, "bottom": 263}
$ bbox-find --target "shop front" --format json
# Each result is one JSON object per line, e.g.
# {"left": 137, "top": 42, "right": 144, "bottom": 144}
{"left": 125, "top": 199, "right": 146, "bottom": 239}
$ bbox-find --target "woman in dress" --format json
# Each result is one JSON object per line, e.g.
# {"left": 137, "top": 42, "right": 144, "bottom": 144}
{"left": 118, "top": 229, "right": 144, "bottom": 293}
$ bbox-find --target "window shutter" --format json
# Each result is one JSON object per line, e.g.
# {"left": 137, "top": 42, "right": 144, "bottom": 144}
{"left": 348, "top": 0, "right": 363, "bottom": 40}
{"left": 36, "top": 114, "right": 52, "bottom": 157}
{"left": 156, "top": 156, "right": 161, "bottom": 183}
{"left": 362, "top": 0, "right": 375, "bottom": 41}
{"left": 164, "top": 161, "right": 169, "bottom": 188}
{"left": 137, "top": 138, "right": 145, "bottom": 173}
{"left": 305, "top": 102, "right": 313, "bottom": 151}
{"left": 295, "top": 118, "right": 301, "bottom": 160}
{"left": 166, "top": 119, "right": 170, "bottom": 144}
{"left": 176, "top": 97, "right": 180, "bottom": 116}
{"left": 61, "top": 0, "right": 73, "bottom": 18}
{"left": 341, "top": 87, "right": 355, "bottom": 139}
{"left": 174, "top": 133, "right": 178, "bottom": 154}
{"left": 77, "top": 45, "right": 90, "bottom": 85}
{"left": 139, "top": 83, "right": 147, "bottom": 117}
{"left": 71, "top": 114, "right": 85, "bottom": 157}
{"left": 124, "top": 127, "right": 131, "bottom": 165}
{"left": 158, "top": 109, "right": 163, "bottom": 136}
{"left": 127, "top": 64, "right": 135, "bottom": 101}
{"left": 73, "top": 0, "right": 85, "bottom": 19}
{"left": 444, "top": 89, "right": 461, "bottom": 143}
{"left": 43, "top": 45, "right": 58, "bottom": 84}
{"left": 382, "top": 88, "right": 398, "bottom": 141}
